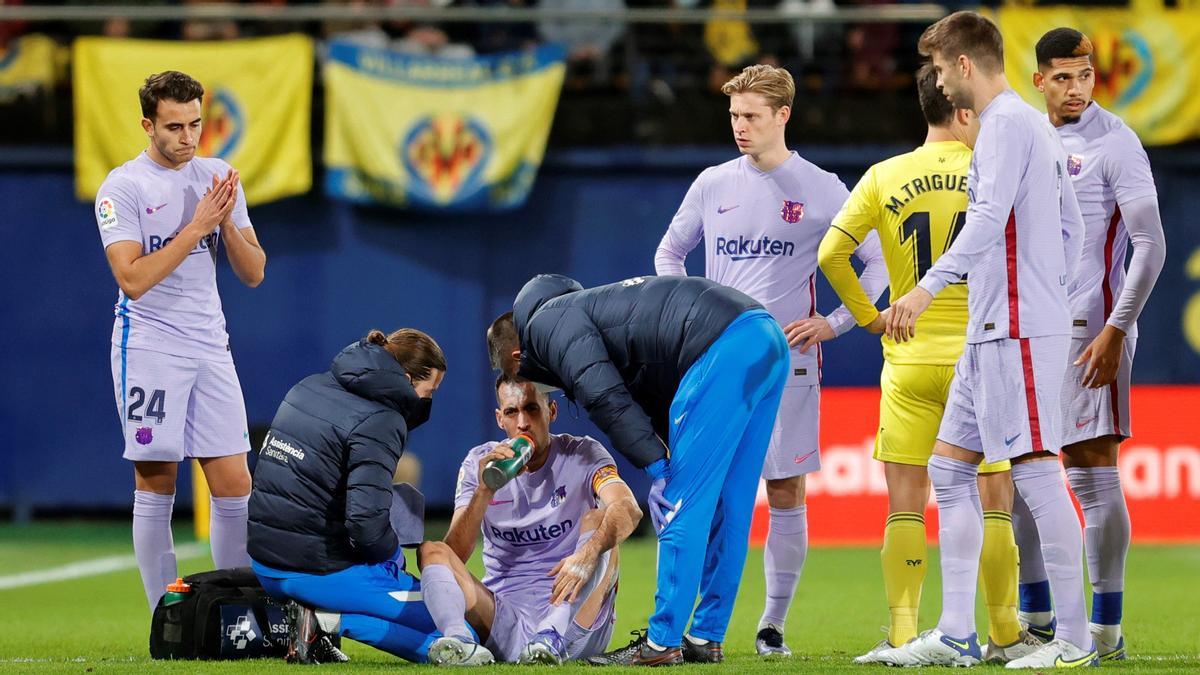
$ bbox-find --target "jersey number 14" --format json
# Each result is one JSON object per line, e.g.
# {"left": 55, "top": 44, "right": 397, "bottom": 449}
{"left": 901, "top": 210, "right": 968, "bottom": 283}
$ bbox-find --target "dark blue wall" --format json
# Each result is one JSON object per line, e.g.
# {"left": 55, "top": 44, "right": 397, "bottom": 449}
{"left": 2, "top": 146, "right": 1198, "bottom": 512}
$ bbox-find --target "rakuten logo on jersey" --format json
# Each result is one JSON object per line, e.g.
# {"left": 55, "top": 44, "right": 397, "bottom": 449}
{"left": 148, "top": 231, "right": 219, "bottom": 254}
{"left": 715, "top": 235, "right": 795, "bottom": 261}
{"left": 489, "top": 519, "right": 574, "bottom": 547}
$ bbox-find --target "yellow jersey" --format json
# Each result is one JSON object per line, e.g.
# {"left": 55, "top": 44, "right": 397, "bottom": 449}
{"left": 819, "top": 141, "right": 970, "bottom": 366}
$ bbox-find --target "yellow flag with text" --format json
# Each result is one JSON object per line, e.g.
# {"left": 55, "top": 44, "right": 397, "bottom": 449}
{"left": 74, "top": 35, "right": 313, "bottom": 204}
{"left": 996, "top": 8, "right": 1200, "bottom": 145}
{"left": 323, "top": 42, "right": 566, "bottom": 211}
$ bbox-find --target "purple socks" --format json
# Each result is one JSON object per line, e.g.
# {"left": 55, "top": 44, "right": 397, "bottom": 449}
{"left": 210, "top": 494, "right": 250, "bottom": 569}
{"left": 1067, "top": 466, "right": 1129, "bottom": 628}
{"left": 759, "top": 505, "right": 808, "bottom": 631}
{"left": 1012, "top": 461, "right": 1088, "bottom": 650}
{"left": 133, "top": 490, "right": 176, "bottom": 610}
{"left": 928, "top": 455, "right": 982, "bottom": 639}
{"left": 422, "top": 563, "right": 472, "bottom": 641}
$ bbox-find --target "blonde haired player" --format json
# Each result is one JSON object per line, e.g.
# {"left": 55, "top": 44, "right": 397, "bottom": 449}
{"left": 656, "top": 63, "right": 887, "bottom": 658}
{"left": 820, "top": 64, "right": 1042, "bottom": 665}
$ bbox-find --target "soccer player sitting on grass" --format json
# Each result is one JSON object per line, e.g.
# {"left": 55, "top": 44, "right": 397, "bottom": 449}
{"left": 415, "top": 374, "right": 641, "bottom": 665}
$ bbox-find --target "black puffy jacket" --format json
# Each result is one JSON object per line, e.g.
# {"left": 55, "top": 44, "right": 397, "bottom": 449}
{"left": 513, "top": 274, "right": 761, "bottom": 469}
{"left": 248, "top": 340, "right": 425, "bottom": 574}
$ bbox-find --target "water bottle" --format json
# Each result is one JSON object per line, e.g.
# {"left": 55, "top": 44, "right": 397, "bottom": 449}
{"left": 482, "top": 434, "right": 534, "bottom": 491}
{"left": 163, "top": 578, "right": 191, "bottom": 606}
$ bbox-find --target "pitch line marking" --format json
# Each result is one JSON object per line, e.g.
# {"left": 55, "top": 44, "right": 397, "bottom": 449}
{"left": 0, "top": 542, "right": 208, "bottom": 590}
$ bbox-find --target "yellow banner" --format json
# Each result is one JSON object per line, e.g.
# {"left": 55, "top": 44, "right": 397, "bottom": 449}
{"left": 73, "top": 35, "right": 313, "bottom": 204}
{"left": 0, "top": 34, "right": 64, "bottom": 103}
{"left": 323, "top": 42, "right": 566, "bottom": 211}
{"left": 996, "top": 8, "right": 1200, "bottom": 145}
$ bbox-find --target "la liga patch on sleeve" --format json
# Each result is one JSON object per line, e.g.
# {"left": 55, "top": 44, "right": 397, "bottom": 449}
{"left": 98, "top": 196, "right": 119, "bottom": 230}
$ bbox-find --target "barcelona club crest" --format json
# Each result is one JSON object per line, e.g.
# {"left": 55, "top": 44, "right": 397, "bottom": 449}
{"left": 550, "top": 485, "right": 567, "bottom": 508}
{"left": 1067, "top": 154, "right": 1084, "bottom": 177}
{"left": 780, "top": 200, "right": 804, "bottom": 224}
{"left": 402, "top": 114, "right": 492, "bottom": 206}
{"left": 198, "top": 88, "right": 243, "bottom": 159}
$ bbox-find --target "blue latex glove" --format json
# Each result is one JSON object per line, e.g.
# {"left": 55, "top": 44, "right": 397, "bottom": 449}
{"left": 644, "top": 458, "right": 675, "bottom": 534}
{"left": 384, "top": 542, "right": 406, "bottom": 572}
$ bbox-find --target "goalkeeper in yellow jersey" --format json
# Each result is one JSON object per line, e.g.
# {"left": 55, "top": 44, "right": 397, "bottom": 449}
{"left": 818, "top": 65, "right": 1042, "bottom": 665}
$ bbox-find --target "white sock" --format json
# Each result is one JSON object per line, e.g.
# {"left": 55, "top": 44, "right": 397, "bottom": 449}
{"left": 1090, "top": 622, "right": 1122, "bottom": 647}
{"left": 1020, "top": 610, "right": 1055, "bottom": 628}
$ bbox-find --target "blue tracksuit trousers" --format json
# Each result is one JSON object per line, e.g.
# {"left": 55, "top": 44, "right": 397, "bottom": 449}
{"left": 648, "top": 309, "right": 788, "bottom": 647}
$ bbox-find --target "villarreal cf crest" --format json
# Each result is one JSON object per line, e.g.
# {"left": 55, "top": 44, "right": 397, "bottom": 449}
{"left": 780, "top": 200, "right": 804, "bottom": 223}
{"left": 402, "top": 114, "right": 492, "bottom": 205}
{"left": 198, "top": 89, "right": 244, "bottom": 159}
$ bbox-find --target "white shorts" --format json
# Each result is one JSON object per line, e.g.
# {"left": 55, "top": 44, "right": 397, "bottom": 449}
{"left": 938, "top": 335, "right": 1070, "bottom": 464}
{"left": 110, "top": 346, "right": 251, "bottom": 462}
{"left": 486, "top": 586, "right": 616, "bottom": 662}
{"left": 761, "top": 379, "right": 820, "bottom": 480}
{"left": 1061, "top": 336, "right": 1135, "bottom": 445}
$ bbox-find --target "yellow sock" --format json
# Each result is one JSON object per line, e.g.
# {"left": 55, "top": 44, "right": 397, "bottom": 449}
{"left": 980, "top": 510, "right": 1021, "bottom": 645}
{"left": 881, "top": 512, "right": 926, "bottom": 646}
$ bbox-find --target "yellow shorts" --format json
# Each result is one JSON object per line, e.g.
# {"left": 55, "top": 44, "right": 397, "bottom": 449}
{"left": 874, "top": 361, "right": 1010, "bottom": 473}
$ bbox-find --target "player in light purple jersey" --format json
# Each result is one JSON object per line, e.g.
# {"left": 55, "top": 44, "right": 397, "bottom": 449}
{"left": 416, "top": 376, "right": 641, "bottom": 665}
{"left": 95, "top": 71, "right": 266, "bottom": 611}
{"left": 1008, "top": 28, "right": 1166, "bottom": 662}
{"left": 879, "top": 13, "right": 1096, "bottom": 669}
{"left": 655, "top": 64, "right": 887, "bottom": 658}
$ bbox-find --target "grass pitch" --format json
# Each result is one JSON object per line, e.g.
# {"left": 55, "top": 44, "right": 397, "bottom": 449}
{"left": 0, "top": 521, "right": 1197, "bottom": 672}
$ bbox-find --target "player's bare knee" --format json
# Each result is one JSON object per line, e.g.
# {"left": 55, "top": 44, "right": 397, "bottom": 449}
{"left": 417, "top": 540, "right": 453, "bottom": 568}
{"left": 884, "top": 461, "right": 931, "bottom": 513}
{"left": 932, "top": 441, "right": 983, "bottom": 464}
{"left": 200, "top": 454, "right": 251, "bottom": 497}
{"left": 977, "top": 471, "right": 1014, "bottom": 512}
{"left": 134, "top": 461, "right": 178, "bottom": 494}
{"left": 765, "top": 475, "right": 806, "bottom": 508}
{"left": 1062, "top": 436, "right": 1120, "bottom": 469}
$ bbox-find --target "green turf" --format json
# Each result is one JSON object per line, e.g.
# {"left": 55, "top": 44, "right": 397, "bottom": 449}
{"left": 0, "top": 521, "right": 1197, "bottom": 672}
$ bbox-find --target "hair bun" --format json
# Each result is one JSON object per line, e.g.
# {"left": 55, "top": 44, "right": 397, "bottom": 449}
{"left": 366, "top": 329, "right": 387, "bottom": 346}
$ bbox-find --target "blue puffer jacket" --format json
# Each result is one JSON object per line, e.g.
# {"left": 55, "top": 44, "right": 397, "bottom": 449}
{"left": 513, "top": 274, "right": 762, "bottom": 470}
{"left": 248, "top": 340, "right": 425, "bottom": 574}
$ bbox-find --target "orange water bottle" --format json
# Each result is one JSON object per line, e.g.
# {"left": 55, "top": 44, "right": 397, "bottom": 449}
{"left": 163, "top": 578, "right": 191, "bottom": 607}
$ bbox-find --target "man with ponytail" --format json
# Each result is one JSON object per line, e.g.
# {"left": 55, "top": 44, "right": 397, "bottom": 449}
{"left": 248, "top": 328, "right": 492, "bottom": 665}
